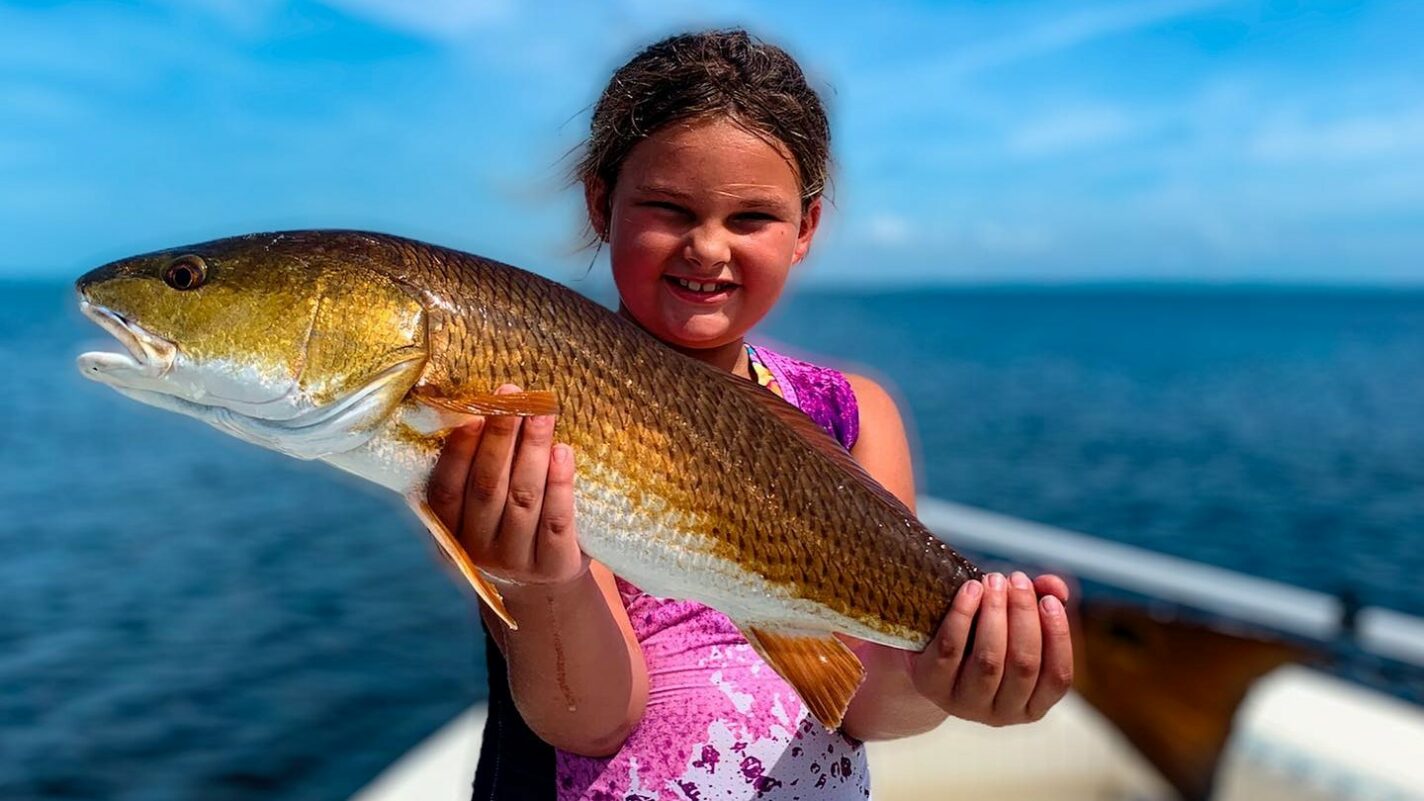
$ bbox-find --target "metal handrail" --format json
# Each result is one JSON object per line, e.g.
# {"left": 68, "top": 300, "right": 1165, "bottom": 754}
{"left": 917, "top": 496, "right": 1424, "bottom": 667}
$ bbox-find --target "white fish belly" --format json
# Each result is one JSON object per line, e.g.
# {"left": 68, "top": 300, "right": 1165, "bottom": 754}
{"left": 574, "top": 460, "right": 922, "bottom": 650}
{"left": 321, "top": 422, "right": 437, "bottom": 493}
{"left": 320, "top": 420, "right": 922, "bottom": 650}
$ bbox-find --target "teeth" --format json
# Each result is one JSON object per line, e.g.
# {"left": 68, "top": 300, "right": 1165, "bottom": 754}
{"left": 675, "top": 277, "right": 729, "bottom": 293}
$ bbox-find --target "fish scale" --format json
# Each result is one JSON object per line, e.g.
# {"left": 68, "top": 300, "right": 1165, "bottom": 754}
{"left": 74, "top": 229, "right": 980, "bottom": 728}
{"left": 392, "top": 232, "right": 975, "bottom": 640}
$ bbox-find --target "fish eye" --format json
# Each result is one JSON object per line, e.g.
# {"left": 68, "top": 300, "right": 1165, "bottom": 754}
{"left": 163, "top": 255, "right": 207, "bottom": 291}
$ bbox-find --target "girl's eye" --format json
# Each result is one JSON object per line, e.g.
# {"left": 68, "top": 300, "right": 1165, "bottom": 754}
{"left": 731, "top": 213, "right": 778, "bottom": 229}
{"left": 642, "top": 201, "right": 689, "bottom": 215}
{"left": 162, "top": 255, "right": 207, "bottom": 291}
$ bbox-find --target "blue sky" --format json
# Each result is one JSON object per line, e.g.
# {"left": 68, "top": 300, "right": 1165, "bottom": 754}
{"left": 2, "top": 0, "right": 1422, "bottom": 285}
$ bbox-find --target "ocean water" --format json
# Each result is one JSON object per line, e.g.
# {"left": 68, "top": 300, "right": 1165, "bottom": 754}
{"left": 2, "top": 281, "right": 1422, "bottom": 800}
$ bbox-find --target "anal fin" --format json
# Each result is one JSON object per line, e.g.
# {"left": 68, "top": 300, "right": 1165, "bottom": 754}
{"left": 407, "top": 496, "right": 518, "bottom": 630}
{"left": 741, "top": 624, "right": 866, "bottom": 730}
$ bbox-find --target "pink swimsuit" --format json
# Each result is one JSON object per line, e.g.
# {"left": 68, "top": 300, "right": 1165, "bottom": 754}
{"left": 473, "top": 343, "right": 870, "bottom": 801}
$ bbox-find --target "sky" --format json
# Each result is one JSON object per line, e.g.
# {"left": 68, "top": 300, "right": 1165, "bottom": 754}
{"left": 2, "top": 0, "right": 1422, "bottom": 286}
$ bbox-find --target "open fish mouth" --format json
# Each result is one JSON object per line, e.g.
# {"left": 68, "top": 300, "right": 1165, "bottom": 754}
{"left": 77, "top": 300, "right": 178, "bottom": 381}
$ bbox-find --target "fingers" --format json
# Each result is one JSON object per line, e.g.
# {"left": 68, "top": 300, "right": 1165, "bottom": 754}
{"left": 494, "top": 413, "right": 555, "bottom": 569}
{"left": 953, "top": 572, "right": 1007, "bottom": 718}
{"left": 459, "top": 384, "right": 525, "bottom": 555}
{"left": 1033, "top": 573, "right": 1071, "bottom": 604}
{"left": 425, "top": 417, "right": 484, "bottom": 533}
{"left": 991, "top": 571, "right": 1044, "bottom": 719}
{"left": 1026, "top": 594, "right": 1074, "bottom": 720}
{"left": 919, "top": 569, "right": 1074, "bottom": 727}
{"left": 913, "top": 579, "right": 982, "bottom": 706}
{"left": 423, "top": 383, "right": 585, "bottom": 586}
{"left": 536, "top": 443, "right": 587, "bottom": 580}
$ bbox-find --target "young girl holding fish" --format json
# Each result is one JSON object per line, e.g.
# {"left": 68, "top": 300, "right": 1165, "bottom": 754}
{"left": 426, "top": 29, "right": 1074, "bottom": 800}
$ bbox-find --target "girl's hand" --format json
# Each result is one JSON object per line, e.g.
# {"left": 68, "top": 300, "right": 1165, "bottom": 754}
{"left": 425, "top": 384, "right": 589, "bottom": 586}
{"left": 910, "top": 571, "right": 1074, "bottom": 726}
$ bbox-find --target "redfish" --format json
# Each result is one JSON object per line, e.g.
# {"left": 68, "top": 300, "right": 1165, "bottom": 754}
{"left": 73, "top": 229, "right": 979, "bottom": 728}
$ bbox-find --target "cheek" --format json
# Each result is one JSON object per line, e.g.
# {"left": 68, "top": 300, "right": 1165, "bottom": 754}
{"left": 739, "top": 266, "right": 791, "bottom": 316}
{"left": 609, "top": 235, "right": 675, "bottom": 320}
{"left": 611, "top": 227, "right": 677, "bottom": 278}
{"left": 744, "top": 233, "right": 796, "bottom": 282}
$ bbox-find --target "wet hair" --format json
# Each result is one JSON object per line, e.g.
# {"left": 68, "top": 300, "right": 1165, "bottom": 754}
{"left": 576, "top": 28, "right": 832, "bottom": 241}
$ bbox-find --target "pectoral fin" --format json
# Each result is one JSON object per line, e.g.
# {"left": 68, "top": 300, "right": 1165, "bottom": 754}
{"left": 740, "top": 624, "right": 866, "bottom": 730}
{"left": 412, "top": 385, "right": 559, "bottom": 417}
{"left": 407, "top": 496, "right": 518, "bottom": 630}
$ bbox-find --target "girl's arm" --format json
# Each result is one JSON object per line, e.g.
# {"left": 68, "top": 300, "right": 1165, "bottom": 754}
{"left": 427, "top": 385, "right": 649, "bottom": 757}
{"left": 837, "top": 375, "right": 1075, "bottom": 741}
{"left": 479, "top": 562, "right": 647, "bottom": 756}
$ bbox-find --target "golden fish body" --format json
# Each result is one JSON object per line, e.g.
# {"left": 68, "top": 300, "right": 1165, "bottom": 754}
{"left": 75, "top": 230, "right": 980, "bottom": 726}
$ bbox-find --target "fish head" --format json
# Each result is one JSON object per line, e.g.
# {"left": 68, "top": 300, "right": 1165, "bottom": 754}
{"left": 75, "top": 232, "right": 429, "bottom": 438}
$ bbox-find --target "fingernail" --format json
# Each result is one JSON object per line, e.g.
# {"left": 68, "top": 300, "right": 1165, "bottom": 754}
{"left": 1011, "top": 571, "right": 1031, "bottom": 590}
{"left": 987, "top": 573, "right": 1005, "bottom": 591}
{"left": 552, "top": 444, "right": 570, "bottom": 464}
{"left": 534, "top": 414, "right": 554, "bottom": 429}
{"left": 962, "top": 580, "right": 982, "bottom": 600}
{"left": 1041, "top": 596, "right": 1062, "bottom": 616}
{"left": 497, "top": 383, "right": 521, "bottom": 394}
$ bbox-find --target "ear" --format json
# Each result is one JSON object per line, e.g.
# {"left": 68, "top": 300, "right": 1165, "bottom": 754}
{"left": 792, "top": 196, "right": 823, "bottom": 265}
{"left": 584, "top": 177, "right": 611, "bottom": 241}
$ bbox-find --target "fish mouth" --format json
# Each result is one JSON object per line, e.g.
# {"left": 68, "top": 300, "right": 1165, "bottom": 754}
{"left": 77, "top": 300, "right": 178, "bottom": 381}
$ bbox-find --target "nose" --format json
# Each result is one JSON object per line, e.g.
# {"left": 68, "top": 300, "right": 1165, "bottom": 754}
{"left": 683, "top": 223, "right": 731, "bottom": 272}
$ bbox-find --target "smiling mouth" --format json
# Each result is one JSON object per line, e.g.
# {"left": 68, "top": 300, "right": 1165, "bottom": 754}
{"left": 664, "top": 275, "right": 739, "bottom": 300}
{"left": 77, "top": 300, "right": 176, "bottom": 379}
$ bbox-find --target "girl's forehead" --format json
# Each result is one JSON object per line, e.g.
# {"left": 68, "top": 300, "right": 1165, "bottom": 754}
{"left": 621, "top": 118, "right": 801, "bottom": 197}
{"left": 647, "top": 117, "right": 793, "bottom": 159}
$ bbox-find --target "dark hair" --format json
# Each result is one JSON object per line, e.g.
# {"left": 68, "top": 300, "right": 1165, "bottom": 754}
{"left": 576, "top": 29, "right": 832, "bottom": 240}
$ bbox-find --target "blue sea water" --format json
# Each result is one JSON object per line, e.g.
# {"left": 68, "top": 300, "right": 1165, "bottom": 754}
{"left": 2, "top": 281, "right": 1422, "bottom": 800}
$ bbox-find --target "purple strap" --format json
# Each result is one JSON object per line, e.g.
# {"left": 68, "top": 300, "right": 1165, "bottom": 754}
{"left": 751, "top": 343, "right": 860, "bottom": 451}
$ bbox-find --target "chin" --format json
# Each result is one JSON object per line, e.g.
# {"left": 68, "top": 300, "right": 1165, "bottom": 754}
{"left": 658, "top": 313, "right": 739, "bottom": 349}
{"left": 664, "top": 331, "right": 734, "bottom": 352}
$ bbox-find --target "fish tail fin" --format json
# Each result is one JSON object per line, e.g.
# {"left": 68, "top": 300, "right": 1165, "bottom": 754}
{"left": 407, "top": 495, "right": 518, "bottom": 630}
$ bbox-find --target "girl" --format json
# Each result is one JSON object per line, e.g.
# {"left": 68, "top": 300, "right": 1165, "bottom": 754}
{"left": 425, "top": 29, "right": 1074, "bottom": 801}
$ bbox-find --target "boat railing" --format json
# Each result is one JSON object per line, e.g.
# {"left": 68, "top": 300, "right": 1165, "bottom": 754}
{"left": 917, "top": 496, "right": 1424, "bottom": 668}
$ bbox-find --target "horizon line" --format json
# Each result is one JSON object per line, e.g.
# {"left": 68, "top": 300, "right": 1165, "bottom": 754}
{"left": 8, "top": 274, "right": 1424, "bottom": 292}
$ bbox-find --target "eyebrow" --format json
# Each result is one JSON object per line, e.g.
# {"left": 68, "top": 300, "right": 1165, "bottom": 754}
{"left": 634, "top": 184, "right": 794, "bottom": 214}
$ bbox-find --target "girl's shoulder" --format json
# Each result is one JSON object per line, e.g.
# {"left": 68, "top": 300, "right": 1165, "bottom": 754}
{"left": 747, "top": 342, "right": 916, "bottom": 510}
{"left": 746, "top": 342, "right": 860, "bottom": 449}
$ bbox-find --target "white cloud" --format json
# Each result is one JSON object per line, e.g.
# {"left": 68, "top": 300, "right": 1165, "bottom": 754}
{"left": 317, "top": 0, "right": 514, "bottom": 41}
{"left": 967, "top": 221, "right": 1055, "bottom": 259}
{"left": 920, "top": 0, "right": 1237, "bottom": 81}
{"left": 1251, "top": 108, "right": 1424, "bottom": 162}
{"left": 0, "top": 82, "right": 86, "bottom": 122}
{"left": 154, "top": 0, "right": 284, "bottom": 34}
{"left": 1006, "top": 105, "right": 1138, "bottom": 157}
{"left": 865, "top": 213, "right": 912, "bottom": 247}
